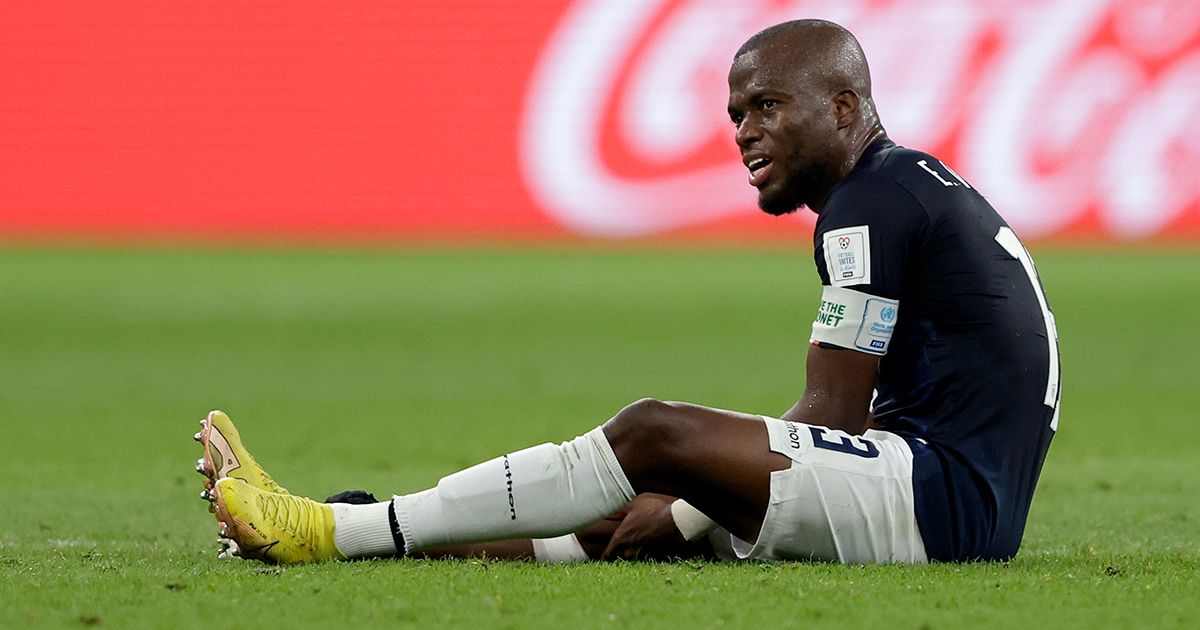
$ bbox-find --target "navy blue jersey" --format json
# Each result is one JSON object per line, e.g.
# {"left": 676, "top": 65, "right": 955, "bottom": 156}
{"left": 811, "top": 138, "right": 1060, "bottom": 561}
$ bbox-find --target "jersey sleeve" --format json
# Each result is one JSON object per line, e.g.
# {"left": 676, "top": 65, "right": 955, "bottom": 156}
{"left": 810, "top": 175, "right": 927, "bottom": 355}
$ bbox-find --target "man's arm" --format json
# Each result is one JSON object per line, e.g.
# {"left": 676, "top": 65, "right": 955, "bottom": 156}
{"left": 780, "top": 342, "right": 879, "bottom": 435}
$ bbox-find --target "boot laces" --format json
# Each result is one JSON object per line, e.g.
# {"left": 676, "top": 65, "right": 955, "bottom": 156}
{"left": 256, "top": 493, "right": 318, "bottom": 548}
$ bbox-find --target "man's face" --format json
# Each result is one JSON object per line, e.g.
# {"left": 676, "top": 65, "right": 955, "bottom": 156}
{"left": 727, "top": 47, "right": 840, "bottom": 215}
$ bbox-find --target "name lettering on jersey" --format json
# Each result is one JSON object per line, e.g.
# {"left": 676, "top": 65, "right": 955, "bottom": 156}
{"left": 822, "top": 226, "right": 871, "bottom": 287}
{"left": 917, "top": 159, "right": 972, "bottom": 189}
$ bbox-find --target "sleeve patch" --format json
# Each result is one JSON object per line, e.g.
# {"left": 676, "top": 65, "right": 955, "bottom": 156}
{"left": 822, "top": 225, "right": 871, "bottom": 287}
{"left": 810, "top": 285, "right": 899, "bottom": 356}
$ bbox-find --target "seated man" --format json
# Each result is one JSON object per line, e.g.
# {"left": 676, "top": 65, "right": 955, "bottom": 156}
{"left": 194, "top": 18, "right": 1060, "bottom": 565}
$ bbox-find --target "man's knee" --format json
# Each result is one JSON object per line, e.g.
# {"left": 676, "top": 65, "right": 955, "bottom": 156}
{"left": 604, "top": 398, "right": 695, "bottom": 466}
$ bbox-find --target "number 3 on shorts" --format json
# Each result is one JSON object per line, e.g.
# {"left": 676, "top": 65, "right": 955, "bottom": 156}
{"left": 809, "top": 426, "right": 880, "bottom": 458}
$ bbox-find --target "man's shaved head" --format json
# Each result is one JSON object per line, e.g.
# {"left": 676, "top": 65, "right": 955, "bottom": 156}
{"left": 727, "top": 19, "right": 886, "bottom": 215}
{"left": 735, "top": 19, "right": 877, "bottom": 121}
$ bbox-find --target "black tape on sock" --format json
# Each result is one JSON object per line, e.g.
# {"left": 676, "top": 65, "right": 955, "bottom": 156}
{"left": 324, "top": 489, "right": 379, "bottom": 505}
{"left": 387, "top": 500, "right": 406, "bottom": 557}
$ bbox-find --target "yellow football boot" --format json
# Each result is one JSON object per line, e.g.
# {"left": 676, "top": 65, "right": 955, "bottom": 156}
{"left": 212, "top": 477, "right": 345, "bottom": 564}
{"left": 194, "top": 410, "right": 289, "bottom": 495}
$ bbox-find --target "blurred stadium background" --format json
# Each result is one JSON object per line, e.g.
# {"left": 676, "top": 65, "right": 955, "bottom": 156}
{"left": 3, "top": 0, "right": 1197, "bottom": 243}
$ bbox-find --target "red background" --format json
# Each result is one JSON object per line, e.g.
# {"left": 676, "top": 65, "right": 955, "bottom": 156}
{"left": 2, "top": 1, "right": 1197, "bottom": 244}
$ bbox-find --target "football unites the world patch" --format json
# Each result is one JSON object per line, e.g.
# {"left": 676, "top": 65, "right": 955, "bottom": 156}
{"left": 822, "top": 225, "right": 871, "bottom": 287}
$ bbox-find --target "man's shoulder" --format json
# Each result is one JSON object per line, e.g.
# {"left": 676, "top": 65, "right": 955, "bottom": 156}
{"left": 822, "top": 140, "right": 999, "bottom": 242}
{"left": 838, "top": 142, "right": 951, "bottom": 197}
{"left": 817, "top": 144, "right": 931, "bottom": 238}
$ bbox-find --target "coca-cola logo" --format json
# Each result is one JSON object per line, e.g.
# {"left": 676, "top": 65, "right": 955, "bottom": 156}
{"left": 520, "top": 0, "right": 1199, "bottom": 239}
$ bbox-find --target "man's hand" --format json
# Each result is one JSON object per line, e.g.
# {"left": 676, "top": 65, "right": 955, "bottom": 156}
{"left": 600, "top": 493, "right": 700, "bottom": 561}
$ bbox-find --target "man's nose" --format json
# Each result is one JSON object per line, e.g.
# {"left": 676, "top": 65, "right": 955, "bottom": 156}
{"left": 736, "top": 116, "right": 762, "bottom": 148}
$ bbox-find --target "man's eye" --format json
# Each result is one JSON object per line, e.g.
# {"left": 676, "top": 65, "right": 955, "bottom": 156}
{"left": 730, "top": 115, "right": 743, "bottom": 126}
{"left": 762, "top": 100, "right": 777, "bottom": 110}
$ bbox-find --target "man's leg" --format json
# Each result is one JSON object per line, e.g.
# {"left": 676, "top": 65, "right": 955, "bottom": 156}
{"left": 321, "top": 490, "right": 543, "bottom": 560}
{"left": 383, "top": 399, "right": 787, "bottom": 556}
{"left": 417, "top": 518, "right": 623, "bottom": 561}
{"left": 213, "top": 399, "right": 789, "bottom": 563}
{"left": 419, "top": 498, "right": 715, "bottom": 562}
{"left": 196, "top": 413, "right": 621, "bottom": 563}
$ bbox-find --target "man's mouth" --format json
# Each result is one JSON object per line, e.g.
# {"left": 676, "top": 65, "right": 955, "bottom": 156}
{"left": 747, "top": 157, "right": 773, "bottom": 187}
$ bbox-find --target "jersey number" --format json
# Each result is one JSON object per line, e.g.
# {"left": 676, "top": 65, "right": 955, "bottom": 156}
{"left": 809, "top": 427, "right": 880, "bottom": 458}
{"left": 995, "top": 227, "right": 1061, "bottom": 431}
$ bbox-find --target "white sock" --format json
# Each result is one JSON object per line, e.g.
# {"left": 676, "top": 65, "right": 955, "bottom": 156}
{"left": 392, "top": 426, "right": 635, "bottom": 554}
{"left": 532, "top": 534, "right": 589, "bottom": 563}
{"left": 331, "top": 501, "right": 398, "bottom": 559}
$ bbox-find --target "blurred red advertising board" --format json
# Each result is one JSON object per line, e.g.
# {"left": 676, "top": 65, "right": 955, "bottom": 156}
{"left": 2, "top": 0, "right": 1198, "bottom": 243}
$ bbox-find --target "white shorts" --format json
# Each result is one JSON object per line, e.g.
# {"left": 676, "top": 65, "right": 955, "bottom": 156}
{"left": 713, "top": 416, "right": 928, "bottom": 564}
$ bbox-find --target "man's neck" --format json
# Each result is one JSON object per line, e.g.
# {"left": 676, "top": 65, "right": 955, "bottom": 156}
{"left": 808, "top": 123, "right": 887, "bottom": 214}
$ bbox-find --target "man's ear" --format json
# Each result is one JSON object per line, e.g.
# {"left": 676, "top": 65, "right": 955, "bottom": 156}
{"left": 832, "top": 90, "right": 860, "bottom": 130}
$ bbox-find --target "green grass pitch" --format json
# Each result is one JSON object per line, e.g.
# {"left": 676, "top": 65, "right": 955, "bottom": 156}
{"left": 0, "top": 246, "right": 1196, "bottom": 628}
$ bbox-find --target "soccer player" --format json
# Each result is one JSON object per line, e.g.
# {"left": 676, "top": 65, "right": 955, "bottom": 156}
{"left": 196, "top": 18, "right": 1059, "bottom": 565}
